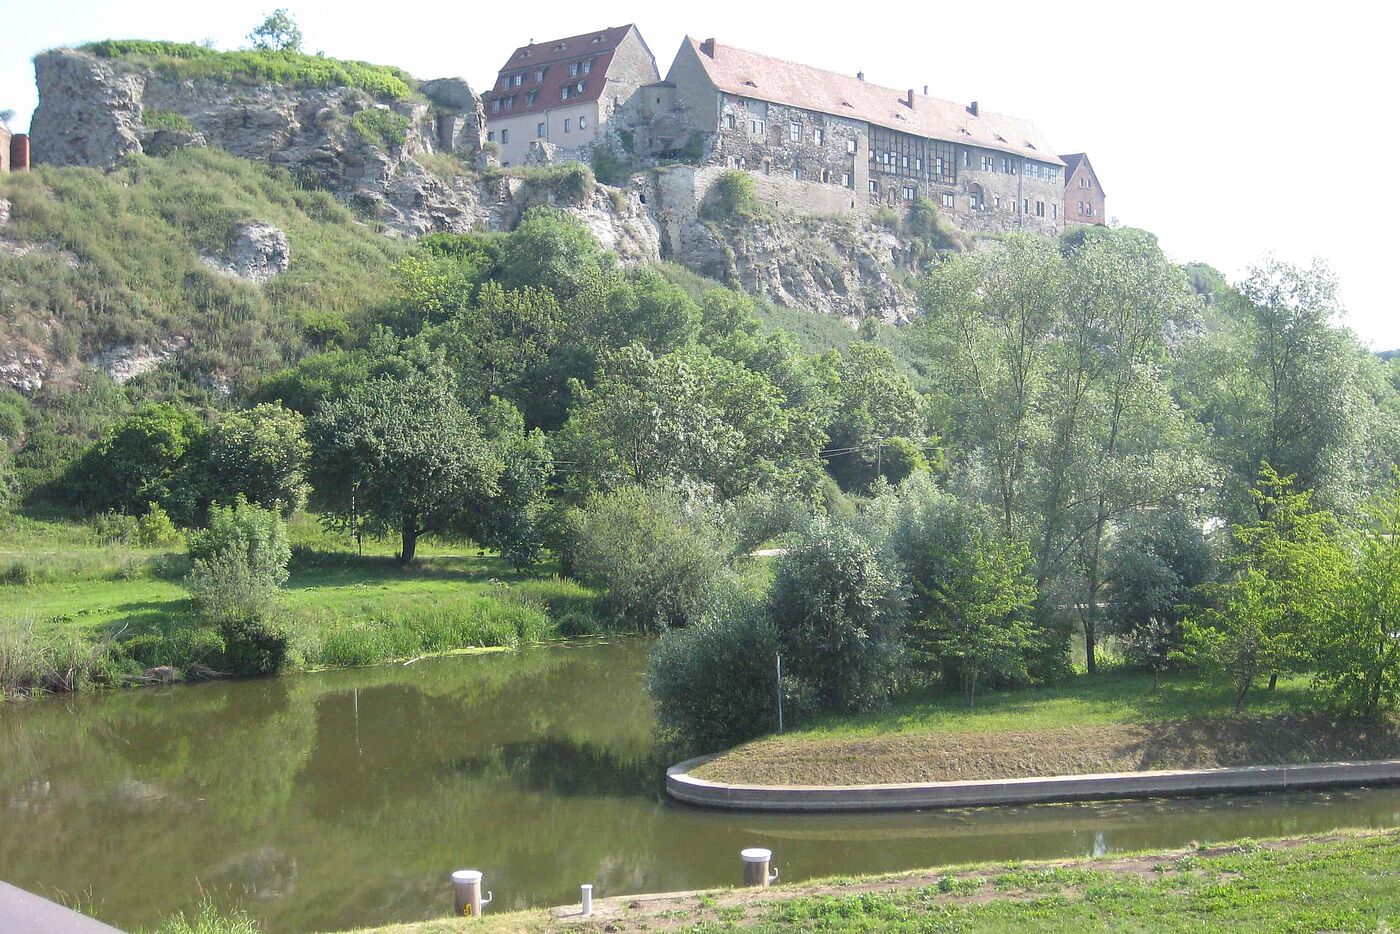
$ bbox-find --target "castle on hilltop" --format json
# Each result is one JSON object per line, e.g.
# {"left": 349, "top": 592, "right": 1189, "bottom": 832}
{"left": 485, "top": 26, "right": 1106, "bottom": 235}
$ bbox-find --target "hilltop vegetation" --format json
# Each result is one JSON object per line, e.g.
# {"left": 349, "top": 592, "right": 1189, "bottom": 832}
{"left": 78, "top": 39, "right": 416, "bottom": 100}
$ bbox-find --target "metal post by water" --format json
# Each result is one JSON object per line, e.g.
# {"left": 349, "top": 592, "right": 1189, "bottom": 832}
{"left": 741, "top": 848, "right": 778, "bottom": 887}
{"left": 452, "top": 869, "right": 492, "bottom": 917}
{"left": 580, "top": 883, "right": 593, "bottom": 916}
{"left": 776, "top": 654, "right": 784, "bottom": 732}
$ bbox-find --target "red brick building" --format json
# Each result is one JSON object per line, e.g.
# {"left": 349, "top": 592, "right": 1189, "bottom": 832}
{"left": 1060, "top": 152, "right": 1105, "bottom": 226}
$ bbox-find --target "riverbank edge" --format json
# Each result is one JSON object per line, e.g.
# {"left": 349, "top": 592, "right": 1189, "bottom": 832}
{"left": 664, "top": 753, "right": 1400, "bottom": 811}
{"left": 335, "top": 829, "right": 1398, "bottom": 933}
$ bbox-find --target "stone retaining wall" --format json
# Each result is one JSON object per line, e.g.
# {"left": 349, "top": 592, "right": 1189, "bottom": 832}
{"left": 666, "top": 755, "right": 1400, "bottom": 812}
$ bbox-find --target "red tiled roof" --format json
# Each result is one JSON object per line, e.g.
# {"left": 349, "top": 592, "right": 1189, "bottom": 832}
{"left": 685, "top": 38, "right": 1063, "bottom": 164}
{"left": 484, "top": 25, "right": 634, "bottom": 118}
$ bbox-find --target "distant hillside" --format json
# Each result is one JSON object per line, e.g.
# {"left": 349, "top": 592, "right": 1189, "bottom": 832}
{"left": 0, "top": 147, "right": 404, "bottom": 398}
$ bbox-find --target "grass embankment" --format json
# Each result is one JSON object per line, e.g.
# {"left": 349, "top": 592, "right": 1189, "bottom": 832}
{"left": 0, "top": 513, "right": 597, "bottom": 694}
{"left": 691, "top": 672, "right": 1400, "bottom": 785}
{"left": 331, "top": 831, "right": 1400, "bottom": 934}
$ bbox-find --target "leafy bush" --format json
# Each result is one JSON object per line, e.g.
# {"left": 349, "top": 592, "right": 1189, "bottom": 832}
{"left": 350, "top": 108, "right": 411, "bottom": 148}
{"left": 92, "top": 510, "right": 140, "bottom": 543}
{"left": 1, "top": 561, "right": 35, "bottom": 586}
{"left": 648, "top": 589, "right": 781, "bottom": 750}
{"left": 59, "top": 402, "right": 205, "bottom": 519}
{"left": 702, "top": 170, "right": 760, "bottom": 221}
{"left": 186, "top": 498, "right": 291, "bottom": 675}
{"left": 81, "top": 40, "right": 414, "bottom": 100}
{"left": 569, "top": 485, "right": 728, "bottom": 631}
{"left": 591, "top": 146, "right": 635, "bottom": 187}
{"left": 135, "top": 502, "right": 181, "bottom": 547}
{"left": 770, "top": 518, "right": 906, "bottom": 712}
{"left": 142, "top": 109, "right": 194, "bottom": 132}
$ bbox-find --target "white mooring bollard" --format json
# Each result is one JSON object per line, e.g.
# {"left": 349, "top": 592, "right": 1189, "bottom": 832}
{"left": 452, "top": 869, "right": 493, "bottom": 917}
{"left": 581, "top": 883, "right": 593, "bottom": 916}
{"left": 741, "top": 848, "right": 778, "bottom": 887}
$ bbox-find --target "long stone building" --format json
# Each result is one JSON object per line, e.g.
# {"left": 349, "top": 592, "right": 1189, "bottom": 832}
{"left": 482, "top": 25, "right": 659, "bottom": 166}
{"left": 488, "top": 28, "right": 1104, "bottom": 237}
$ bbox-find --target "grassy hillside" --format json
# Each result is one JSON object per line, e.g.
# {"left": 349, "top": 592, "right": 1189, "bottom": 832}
{"left": 0, "top": 147, "right": 403, "bottom": 397}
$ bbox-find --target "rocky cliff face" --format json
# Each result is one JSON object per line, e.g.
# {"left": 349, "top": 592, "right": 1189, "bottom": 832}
{"left": 31, "top": 48, "right": 492, "bottom": 235}
{"left": 27, "top": 46, "right": 919, "bottom": 327}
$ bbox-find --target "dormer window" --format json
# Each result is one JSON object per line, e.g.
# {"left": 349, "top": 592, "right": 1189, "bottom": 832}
{"left": 570, "top": 63, "right": 579, "bottom": 77}
{"left": 582, "top": 60, "right": 592, "bottom": 75}
{"left": 513, "top": 74, "right": 523, "bottom": 87}
{"left": 535, "top": 69, "right": 545, "bottom": 82}
{"left": 526, "top": 90, "right": 538, "bottom": 105}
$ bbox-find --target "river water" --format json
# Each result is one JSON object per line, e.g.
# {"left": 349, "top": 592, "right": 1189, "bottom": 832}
{"left": 2, "top": 639, "right": 1397, "bottom": 932}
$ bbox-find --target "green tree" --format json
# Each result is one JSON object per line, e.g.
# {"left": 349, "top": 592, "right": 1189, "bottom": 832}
{"left": 187, "top": 497, "right": 292, "bottom": 676}
{"left": 1105, "top": 505, "right": 1213, "bottom": 658}
{"left": 823, "top": 343, "right": 933, "bottom": 491}
{"left": 568, "top": 485, "right": 727, "bottom": 631}
{"left": 308, "top": 370, "right": 503, "bottom": 563}
{"left": 769, "top": 519, "right": 905, "bottom": 712}
{"left": 61, "top": 402, "right": 205, "bottom": 518}
{"left": 248, "top": 9, "right": 303, "bottom": 52}
{"left": 1184, "top": 465, "right": 1347, "bottom": 710}
{"left": 887, "top": 477, "right": 1038, "bottom": 706}
{"left": 202, "top": 403, "right": 309, "bottom": 517}
{"left": 471, "top": 398, "right": 552, "bottom": 568}
{"left": 648, "top": 589, "right": 781, "bottom": 750}
{"left": 1315, "top": 476, "right": 1400, "bottom": 713}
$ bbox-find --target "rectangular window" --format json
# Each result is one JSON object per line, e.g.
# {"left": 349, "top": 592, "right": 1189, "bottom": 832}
{"left": 847, "top": 138, "right": 858, "bottom": 154}
{"left": 963, "top": 150, "right": 971, "bottom": 168}
{"left": 1036, "top": 201, "right": 1045, "bottom": 217}
{"left": 870, "top": 180, "right": 878, "bottom": 193}
{"left": 941, "top": 192, "right": 955, "bottom": 208}
{"left": 536, "top": 69, "right": 545, "bottom": 82}
{"left": 537, "top": 122, "right": 545, "bottom": 137}
{"left": 561, "top": 87, "right": 570, "bottom": 101}
{"left": 526, "top": 90, "right": 537, "bottom": 105}
{"left": 487, "top": 130, "right": 495, "bottom": 141}
{"left": 901, "top": 155, "right": 909, "bottom": 169}
{"left": 725, "top": 113, "right": 736, "bottom": 130}
{"left": 981, "top": 155, "right": 993, "bottom": 171}
{"left": 915, "top": 157, "right": 923, "bottom": 172}
{"left": 842, "top": 171, "right": 852, "bottom": 188}
{"left": 1052, "top": 204, "right": 1058, "bottom": 219}
{"left": 501, "top": 129, "right": 509, "bottom": 143}
{"left": 903, "top": 185, "right": 916, "bottom": 200}
{"left": 792, "top": 167, "right": 800, "bottom": 180}
{"left": 814, "top": 128, "right": 825, "bottom": 146}
{"left": 581, "top": 60, "right": 592, "bottom": 75}
{"left": 993, "top": 195, "right": 1001, "bottom": 209}
{"left": 491, "top": 99, "right": 501, "bottom": 113}
{"left": 564, "top": 118, "right": 572, "bottom": 132}
{"left": 789, "top": 123, "right": 800, "bottom": 142}
{"left": 1022, "top": 198, "right": 1029, "bottom": 214}
{"left": 570, "top": 63, "right": 579, "bottom": 77}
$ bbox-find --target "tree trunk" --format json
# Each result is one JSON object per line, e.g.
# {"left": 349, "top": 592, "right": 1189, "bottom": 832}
{"left": 1084, "top": 618, "right": 1098, "bottom": 676}
{"left": 1234, "top": 677, "right": 1252, "bottom": 713}
{"left": 1267, "top": 672, "right": 1278, "bottom": 691}
{"left": 400, "top": 516, "right": 419, "bottom": 565}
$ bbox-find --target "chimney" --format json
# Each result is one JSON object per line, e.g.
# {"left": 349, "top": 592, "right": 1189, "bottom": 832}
{"left": 699, "top": 38, "right": 716, "bottom": 58}
{"left": 10, "top": 134, "right": 29, "bottom": 171}
{"left": 857, "top": 71, "right": 865, "bottom": 81}
{"left": 906, "top": 89, "right": 915, "bottom": 108}
{"left": 968, "top": 100, "right": 980, "bottom": 117}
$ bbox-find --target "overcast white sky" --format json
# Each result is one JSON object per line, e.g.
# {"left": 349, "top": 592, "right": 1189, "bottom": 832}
{"left": 2, "top": 1, "right": 1393, "bottom": 346}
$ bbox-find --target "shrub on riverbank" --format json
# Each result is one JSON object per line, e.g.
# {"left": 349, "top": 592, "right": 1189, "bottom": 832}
{"left": 649, "top": 589, "right": 780, "bottom": 750}
{"left": 569, "top": 485, "right": 728, "bottom": 631}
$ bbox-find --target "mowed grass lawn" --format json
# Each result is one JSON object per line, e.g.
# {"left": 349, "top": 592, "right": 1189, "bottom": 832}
{"left": 692, "top": 672, "right": 1400, "bottom": 785}
{"left": 0, "top": 514, "right": 596, "bottom": 672}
